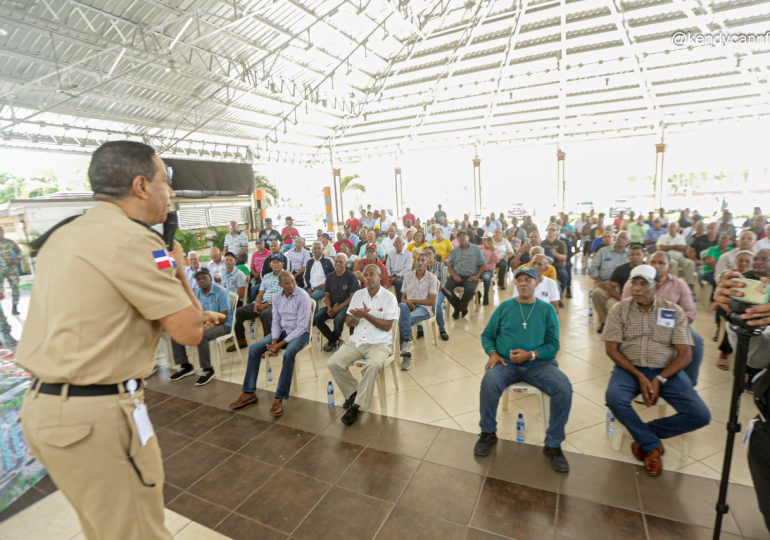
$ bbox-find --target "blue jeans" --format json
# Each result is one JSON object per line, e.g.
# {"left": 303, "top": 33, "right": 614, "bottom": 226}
{"left": 435, "top": 291, "right": 446, "bottom": 332}
{"left": 308, "top": 288, "right": 326, "bottom": 303}
{"left": 688, "top": 327, "right": 703, "bottom": 386}
{"left": 479, "top": 358, "right": 573, "bottom": 447}
{"left": 242, "top": 331, "right": 310, "bottom": 399}
{"left": 481, "top": 270, "right": 493, "bottom": 301}
{"left": 605, "top": 366, "right": 711, "bottom": 452}
{"left": 399, "top": 304, "right": 431, "bottom": 344}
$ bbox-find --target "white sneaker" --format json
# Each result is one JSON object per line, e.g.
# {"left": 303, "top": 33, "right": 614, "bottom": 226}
{"left": 401, "top": 340, "right": 413, "bottom": 356}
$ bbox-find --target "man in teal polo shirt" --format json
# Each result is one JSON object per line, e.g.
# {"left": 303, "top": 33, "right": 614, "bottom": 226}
{"left": 474, "top": 267, "right": 573, "bottom": 473}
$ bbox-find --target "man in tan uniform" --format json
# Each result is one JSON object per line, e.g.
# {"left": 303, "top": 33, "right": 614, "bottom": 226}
{"left": 16, "top": 141, "right": 224, "bottom": 540}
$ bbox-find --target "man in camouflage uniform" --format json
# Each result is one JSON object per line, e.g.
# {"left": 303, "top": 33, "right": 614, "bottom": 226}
{"left": 0, "top": 256, "right": 16, "bottom": 348}
{"left": 0, "top": 227, "right": 20, "bottom": 315}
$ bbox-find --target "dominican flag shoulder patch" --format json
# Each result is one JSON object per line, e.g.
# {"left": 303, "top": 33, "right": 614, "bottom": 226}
{"left": 152, "top": 249, "right": 176, "bottom": 270}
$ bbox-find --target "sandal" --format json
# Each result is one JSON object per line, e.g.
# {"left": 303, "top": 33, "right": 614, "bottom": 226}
{"left": 717, "top": 354, "right": 729, "bottom": 371}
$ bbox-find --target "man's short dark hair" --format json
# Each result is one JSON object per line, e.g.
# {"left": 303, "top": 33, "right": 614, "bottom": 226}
{"left": 629, "top": 243, "right": 645, "bottom": 251}
{"left": 88, "top": 141, "right": 158, "bottom": 198}
{"left": 457, "top": 230, "right": 468, "bottom": 238}
{"left": 224, "top": 251, "right": 237, "bottom": 259}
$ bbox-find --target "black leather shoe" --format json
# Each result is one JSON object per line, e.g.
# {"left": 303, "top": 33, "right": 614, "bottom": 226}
{"left": 341, "top": 404, "right": 360, "bottom": 426}
{"left": 473, "top": 432, "right": 498, "bottom": 457}
{"left": 543, "top": 446, "right": 570, "bottom": 473}
{"left": 440, "top": 331, "right": 449, "bottom": 341}
{"left": 342, "top": 391, "right": 357, "bottom": 409}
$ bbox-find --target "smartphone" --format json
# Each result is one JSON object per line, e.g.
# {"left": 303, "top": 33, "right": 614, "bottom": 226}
{"left": 729, "top": 277, "right": 770, "bottom": 305}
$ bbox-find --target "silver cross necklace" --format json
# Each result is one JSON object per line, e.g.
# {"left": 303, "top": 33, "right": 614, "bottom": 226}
{"left": 517, "top": 299, "right": 536, "bottom": 330}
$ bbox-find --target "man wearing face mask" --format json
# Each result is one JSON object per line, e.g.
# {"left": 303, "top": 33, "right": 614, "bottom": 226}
{"left": 16, "top": 141, "right": 224, "bottom": 540}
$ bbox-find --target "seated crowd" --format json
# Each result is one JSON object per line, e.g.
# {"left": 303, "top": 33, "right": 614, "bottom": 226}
{"left": 166, "top": 204, "right": 769, "bottom": 476}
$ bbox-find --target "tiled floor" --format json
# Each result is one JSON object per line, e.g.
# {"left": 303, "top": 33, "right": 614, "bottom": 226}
{"left": 200, "top": 271, "right": 758, "bottom": 486}
{"left": 1, "top": 269, "right": 767, "bottom": 538}
{"left": 2, "top": 383, "right": 766, "bottom": 539}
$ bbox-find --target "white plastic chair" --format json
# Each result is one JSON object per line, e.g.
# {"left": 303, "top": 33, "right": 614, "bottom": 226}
{"left": 212, "top": 292, "right": 244, "bottom": 378}
{"left": 262, "top": 299, "right": 317, "bottom": 393}
{"left": 501, "top": 384, "right": 550, "bottom": 438}
{"left": 421, "top": 296, "right": 440, "bottom": 359}
{"left": 354, "top": 319, "right": 400, "bottom": 413}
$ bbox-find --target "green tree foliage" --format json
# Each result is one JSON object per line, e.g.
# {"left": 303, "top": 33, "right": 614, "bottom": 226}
{"left": 255, "top": 174, "right": 279, "bottom": 206}
{"left": 340, "top": 174, "right": 366, "bottom": 194}
{"left": 174, "top": 229, "right": 207, "bottom": 253}
{"left": 0, "top": 173, "right": 24, "bottom": 203}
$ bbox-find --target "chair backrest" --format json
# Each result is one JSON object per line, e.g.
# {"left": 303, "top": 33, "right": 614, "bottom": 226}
{"left": 390, "top": 315, "right": 399, "bottom": 356}
{"left": 227, "top": 291, "right": 239, "bottom": 315}
{"left": 307, "top": 299, "right": 316, "bottom": 333}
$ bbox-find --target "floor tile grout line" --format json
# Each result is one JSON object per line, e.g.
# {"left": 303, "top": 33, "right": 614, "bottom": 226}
{"left": 366, "top": 434, "right": 437, "bottom": 539}
{"left": 466, "top": 470, "right": 489, "bottom": 534}
{"left": 633, "top": 471, "right": 652, "bottom": 540}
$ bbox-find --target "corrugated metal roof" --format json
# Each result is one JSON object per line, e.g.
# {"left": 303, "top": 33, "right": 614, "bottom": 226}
{"left": 0, "top": 0, "right": 768, "bottom": 165}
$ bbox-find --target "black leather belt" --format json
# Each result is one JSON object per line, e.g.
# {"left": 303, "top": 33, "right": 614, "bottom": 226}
{"left": 34, "top": 378, "right": 143, "bottom": 397}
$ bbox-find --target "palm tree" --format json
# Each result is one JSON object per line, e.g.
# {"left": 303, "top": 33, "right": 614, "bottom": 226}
{"left": 340, "top": 174, "right": 366, "bottom": 195}
{"left": 255, "top": 174, "right": 279, "bottom": 206}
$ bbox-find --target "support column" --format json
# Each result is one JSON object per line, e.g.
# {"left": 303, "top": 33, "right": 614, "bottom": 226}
{"left": 472, "top": 157, "right": 482, "bottom": 217}
{"left": 332, "top": 168, "right": 343, "bottom": 228}
{"left": 254, "top": 189, "right": 266, "bottom": 231}
{"left": 653, "top": 143, "right": 666, "bottom": 210}
{"left": 556, "top": 149, "right": 566, "bottom": 213}
{"left": 394, "top": 167, "right": 404, "bottom": 220}
{"left": 323, "top": 187, "right": 335, "bottom": 232}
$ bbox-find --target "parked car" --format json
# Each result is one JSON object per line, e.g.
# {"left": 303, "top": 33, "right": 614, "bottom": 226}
{"left": 508, "top": 203, "right": 528, "bottom": 218}
{"left": 609, "top": 200, "right": 632, "bottom": 217}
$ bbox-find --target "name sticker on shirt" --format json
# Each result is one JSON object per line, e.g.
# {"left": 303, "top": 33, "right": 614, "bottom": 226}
{"left": 657, "top": 308, "right": 676, "bottom": 328}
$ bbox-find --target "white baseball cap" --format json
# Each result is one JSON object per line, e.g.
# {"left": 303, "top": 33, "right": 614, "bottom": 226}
{"left": 629, "top": 264, "right": 656, "bottom": 284}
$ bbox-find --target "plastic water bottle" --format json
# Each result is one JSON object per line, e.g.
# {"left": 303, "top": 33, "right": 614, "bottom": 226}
{"left": 326, "top": 381, "right": 335, "bottom": 406}
{"left": 516, "top": 413, "right": 525, "bottom": 443}
{"left": 606, "top": 409, "right": 616, "bottom": 435}
{"left": 267, "top": 361, "right": 273, "bottom": 383}
{"left": 588, "top": 290, "right": 594, "bottom": 326}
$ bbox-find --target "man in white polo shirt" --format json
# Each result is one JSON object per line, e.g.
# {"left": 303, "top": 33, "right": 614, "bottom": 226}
{"left": 327, "top": 264, "right": 399, "bottom": 426}
{"left": 656, "top": 222, "right": 696, "bottom": 289}
{"left": 512, "top": 253, "right": 561, "bottom": 313}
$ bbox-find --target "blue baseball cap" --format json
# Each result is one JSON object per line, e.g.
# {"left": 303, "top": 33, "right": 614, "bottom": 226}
{"left": 514, "top": 267, "right": 537, "bottom": 280}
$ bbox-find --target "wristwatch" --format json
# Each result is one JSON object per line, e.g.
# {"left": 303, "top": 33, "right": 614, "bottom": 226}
{"left": 530, "top": 351, "right": 536, "bottom": 361}
{"left": 655, "top": 374, "right": 668, "bottom": 385}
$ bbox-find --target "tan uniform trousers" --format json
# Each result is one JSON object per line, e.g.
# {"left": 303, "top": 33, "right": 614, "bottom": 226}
{"left": 21, "top": 386, "right": 171, "bottom": 540}
{"left": 327, "top": 343, "right": 391, "bottom": 410}
{"left": 591, "top": 287, "right": 618, "bottom": 325}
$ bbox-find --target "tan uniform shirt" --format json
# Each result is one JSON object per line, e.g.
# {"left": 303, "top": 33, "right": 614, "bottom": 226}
{"left": 16, "top": 202, "right": 192, "bottom": 384}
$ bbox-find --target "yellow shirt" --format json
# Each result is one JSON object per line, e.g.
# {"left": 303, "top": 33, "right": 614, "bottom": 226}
{"left": 16, "top": 202, "right": 192, "bottom": 384}
{"left": 430, "top": 238, "right": 454, "bottom": 262}
{"left": 407, "top": 241, "right": 428, "bottom": 254}
{"left": 517, "top": 263, "right": 557, "bottom": 281}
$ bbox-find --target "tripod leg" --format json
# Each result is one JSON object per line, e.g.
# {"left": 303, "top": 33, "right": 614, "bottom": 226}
{"left": 712, "top": 331, "right": 751, "bottom": 539}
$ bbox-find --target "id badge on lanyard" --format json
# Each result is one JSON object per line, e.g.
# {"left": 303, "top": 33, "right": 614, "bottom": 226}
{"left": 126, "top": 379, "right": 155, "bottom": 446}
